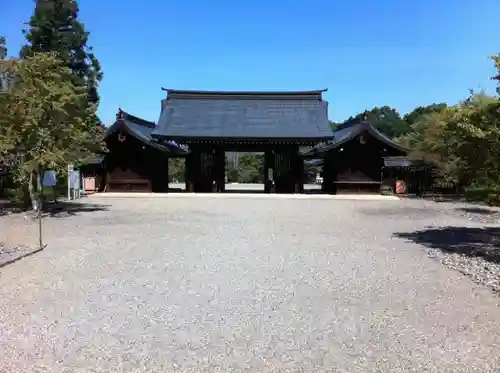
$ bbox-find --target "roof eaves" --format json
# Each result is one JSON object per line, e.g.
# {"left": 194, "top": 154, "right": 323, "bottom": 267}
{"left": 162, "top": 88, "right": 328, "bottom": 101}
{"left": 107, "top": 110, "right": 189, "bottom": 154}
{"left": 300, "top": 122, "right": 409, "bottom": 156}
{"left": 364, "top": 123, "right": 409, "bottom": 153}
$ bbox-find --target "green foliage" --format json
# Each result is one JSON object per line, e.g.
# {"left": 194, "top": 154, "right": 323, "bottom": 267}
{"left": 328, "top": 120, "right": 339, "bottom": 131}
{"left": 168, "top": 157, "right": 185, "bottom": 182}
{"left": 21, "top": 0, "right": 102, "bottom": 105}
{"left": 403, "top": 103, "right": 448, "bottom": 126}
{"left": 339, "top": 106, "right": 412, "bottom": 138}
{"left": 0, "top": 37, "right": 14, "bottom": 92}
{"left": 236, "top": 153, "right": 264, "bottom": 183}
{"left": 4, "top": 185, "right": 30, "bottom": 205}
{"left": 0, "top": 36, "right": 6, "bottom": 60}
{"left": 0, "top": 52, "right": 105, "bottom": 204}
{"left": 226, "top": 167, "right": 239, "bottom": 183}
{"left": 492, "top": 53, "right": 500, "bottom": 96}
{"left": 398, "top": 72, "right": 500, "bottom": 203}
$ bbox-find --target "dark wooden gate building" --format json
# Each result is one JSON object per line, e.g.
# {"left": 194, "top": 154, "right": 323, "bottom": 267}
{"left": 87, "top": 110, "right": 188, "bottom": 192}
{"left": 302, "top": 121, "right": 408, "bottom": 194}
{"left": 151, "top": 89, "right": 333, "bottom": 193}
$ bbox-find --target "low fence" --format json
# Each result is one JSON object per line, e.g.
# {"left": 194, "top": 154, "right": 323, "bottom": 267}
{"left": 382, "top": 164, "right": 461, "bottom": 196}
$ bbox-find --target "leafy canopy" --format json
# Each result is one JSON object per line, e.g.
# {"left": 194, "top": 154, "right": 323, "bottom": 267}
{"left": 21, "top": 0, "right": 102, "bottom": 104}
{"left": 0, "top": 52, "right": 104, "bottom": 178}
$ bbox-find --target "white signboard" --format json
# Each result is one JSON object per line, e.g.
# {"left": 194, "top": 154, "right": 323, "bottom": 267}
{"left": 267, "top": 168, "right": 274, "bottom": 182}
{"left": 67, "top": 164, "right": 81, "bottom": 200}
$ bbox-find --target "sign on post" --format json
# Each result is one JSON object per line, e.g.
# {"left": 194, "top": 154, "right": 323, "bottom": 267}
{"left": 267, "top": 168, "right": 274, "bottom": 182}
{"left": 67, "top": 164, "right": 81, "bottom": 200}
{"left": 42, "top": 170, "right": 57, "bottom": 187}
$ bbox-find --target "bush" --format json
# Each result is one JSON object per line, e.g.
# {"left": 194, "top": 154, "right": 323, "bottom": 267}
{"left": 4, "top": 185, "right": 31, "bottom": 206}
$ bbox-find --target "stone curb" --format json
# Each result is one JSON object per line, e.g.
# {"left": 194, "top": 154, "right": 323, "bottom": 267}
{"left": 88, "top": 192, "right": 400, "bottom": 201}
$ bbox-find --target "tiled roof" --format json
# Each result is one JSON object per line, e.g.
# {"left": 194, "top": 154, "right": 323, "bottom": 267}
{"left": 301, "top": 122, "right": 408, "bottom": 157}
{"left": 152, "top": 89, "right": 333, "bottom": 140}
{"left": 106, "top": 110, "right": 189, "bottom": 154}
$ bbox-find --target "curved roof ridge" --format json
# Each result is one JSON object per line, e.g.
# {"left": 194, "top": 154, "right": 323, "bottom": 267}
{"left": 161, "top": 88, "right": 327, "bottom": 95}
{"left": 300, "top": 121, "right": 408, "bottom": 157}
{"left": 161, "top": 88, "right": 328, "bottom": 101}
{"left": 118, "top": 109, "right": 155, "bottom": 128}
{"left": 107, "top": 109, "right": 189, "bottom": 155}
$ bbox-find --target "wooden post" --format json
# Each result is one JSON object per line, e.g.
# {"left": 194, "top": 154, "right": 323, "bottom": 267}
{"left": 264, "top": 149, "right": 275, "bottom": 193}
{"left": 322, "top": 153, "right": 335, "bottom": 194}
{"left": 185, "top": 152, "right": 195, "bottom": 193}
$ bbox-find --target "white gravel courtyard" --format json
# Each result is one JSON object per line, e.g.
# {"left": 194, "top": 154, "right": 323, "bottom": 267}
{"left": 1, "top": 196, "right": 500, "bottom": 372}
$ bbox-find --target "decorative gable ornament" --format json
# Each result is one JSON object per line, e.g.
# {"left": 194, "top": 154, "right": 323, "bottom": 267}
{"left": 359, "top": 133, "right": 367, "bottom": 145}
{"left": 116, "top": 109, "right": 127, "bottom": 142}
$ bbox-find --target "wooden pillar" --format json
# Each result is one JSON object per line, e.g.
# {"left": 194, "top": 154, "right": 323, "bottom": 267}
{"left": 185, "top": 151, "right": 198, "bottom": 193}
{"left": 322, "top": 153, "right": 336, "bottom": 194}
{"left": 294, "top": 151, "right": 304, "bottom": 194}
{"left": 274, "top": 146, "right": 296, "bottom": 194}
{"left": 215, "top": 148, "right": 225, "bottom": 192}
{"left": 198, "top": 148, "right": 211, "bottom": 193}
{"left": 264, "top": 148, "right": 275, "bottom": 193}
{"left": 150, "top": 152, "right": 169, "bottom": 193}
{"left": 154, "top": 155, "right": 169, "bottom": 193}
{"left": 199, "top": 149, "right": 209, "bottom": 192}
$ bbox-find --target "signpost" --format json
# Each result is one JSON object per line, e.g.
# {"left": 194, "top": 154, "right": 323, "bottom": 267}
{"left": 67, "top": 164, "right": 81, "bottom": 200}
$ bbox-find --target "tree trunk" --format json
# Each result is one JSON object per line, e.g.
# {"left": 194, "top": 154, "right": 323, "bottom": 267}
{"left": 36, "top": 169, "right": 43, "bottom": 249}
{"left": 28, "top": 171, "right": 38, "bottom": 211}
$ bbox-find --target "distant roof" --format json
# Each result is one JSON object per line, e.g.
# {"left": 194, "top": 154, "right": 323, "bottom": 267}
{"left": 152, "top": 89, "right": 333, "bottom": 141}
{"left": 107, "top": 110, "right": 188, "bottom": 154}
{"left": 301, "top": 121, "right": 408, "bottom": 157}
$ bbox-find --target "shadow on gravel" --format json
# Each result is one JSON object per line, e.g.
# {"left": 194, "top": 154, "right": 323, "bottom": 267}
{"left": 395, "top": 227, "right": 500, "bottom": 263}
{"left": 0, "top": 200, "right": 109, "bottom": 218}
{"left": 455, "top": 206, "right": 498, "bottom": 215}
{"left": 43, "top": 201, "right": 110, "bottom": 218}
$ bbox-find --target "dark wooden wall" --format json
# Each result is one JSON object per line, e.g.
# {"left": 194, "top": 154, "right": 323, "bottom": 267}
{"left": 103, "top": 134, "right": 170, "bottom": 192}
{"left": 322, "top": 133, "right": 405, "bottom": 194}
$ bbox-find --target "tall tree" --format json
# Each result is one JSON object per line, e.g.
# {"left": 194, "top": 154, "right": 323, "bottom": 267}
{"left": 0, "top": 37, "right": 6, "bottom": 60}
{"left": 0, "top": 37, "right": 9, "bottom": 91}
{"left": 20, "top": 0, "right": 102, "bottom": 105}
{"left": 492, "top": 53, "right": 500, "bottom": 96}
{"left": 0, "top": 52, "right": 104, "bottom": 210}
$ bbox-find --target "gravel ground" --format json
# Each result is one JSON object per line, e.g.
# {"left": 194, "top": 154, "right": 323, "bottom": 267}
{"left": 0, "top": 196, "right": 500, "bottom": 372}
{"left": 0, "top": 243, "right": 40, "bottom": 268}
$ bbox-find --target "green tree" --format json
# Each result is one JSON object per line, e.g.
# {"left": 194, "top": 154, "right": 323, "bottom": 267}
{"left": 492, "top": 53, "right": 500, "bottom": 96}
{"left": 0, "top": 37, "right": 13, "bottom": 91}
{"left": 329, "top": 120, "right": 339, "bottom": 131}
{"left": 226, "top": 166, "right": 239, "bottom": 183}
{"left": 21, "top": 0, "right": 102, "bottom": 105}
{"left": 237, "top": 153, "right": 264, "bottom": 183}
{"left": 0, "top": 36, "right": 6, "bottom": 60}
{"left": 0, "top": 52, "right": 104, "bottom": 211}
{"left": 339, "top": 106, "right": 411, "bottom": 138}
{"left": 403, "top": 103, "right": 448, "bottom": 126}
{"left": 168, "top": 157, "right": 185, "bottom": 182}
{"left": 398, "top": 84, "right": 500, "bottom": 202}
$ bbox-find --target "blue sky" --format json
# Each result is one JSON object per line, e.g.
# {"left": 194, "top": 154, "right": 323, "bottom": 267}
{"left": 2, "top": 0, "right": 499, "bottom": 126}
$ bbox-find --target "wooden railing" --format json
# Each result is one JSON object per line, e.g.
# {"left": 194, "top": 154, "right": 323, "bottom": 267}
{"left": 105, "top": 168, "right": 151, "bottom": 192}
